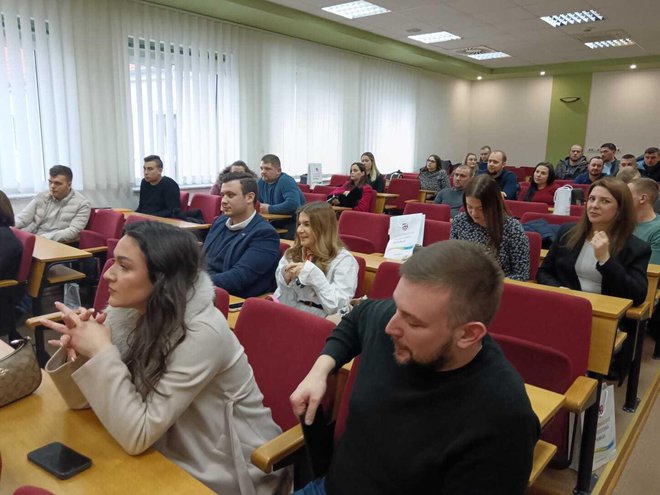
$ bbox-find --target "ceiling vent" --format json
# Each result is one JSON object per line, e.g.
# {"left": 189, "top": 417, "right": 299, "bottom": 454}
{"left": 454, "top": 45, "right": 496, "bottom": 56}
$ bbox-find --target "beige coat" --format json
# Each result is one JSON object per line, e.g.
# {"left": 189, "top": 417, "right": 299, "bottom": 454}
{"left": 46, "top": 273, "right": 285, "bottom": 494}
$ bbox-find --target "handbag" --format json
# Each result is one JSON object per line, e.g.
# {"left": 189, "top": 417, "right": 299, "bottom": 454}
{"left": 553, "top": 185, "right": 572, "bottom": 216}
{"left": 0, "top": 337, "right": 42, "bottom": 408}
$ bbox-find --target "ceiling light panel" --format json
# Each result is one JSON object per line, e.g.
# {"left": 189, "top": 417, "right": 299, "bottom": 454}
{"left": 584, "top": 38, "right": 636, "bottom": 49}
{"left": 540, "top": 10, "right": 604, "bottom": 28}
{"left": 467, "top": 51, "right": 511, "bottom": 60}
{"left": 408, "top": 31, "right": 461, "bottom": 44}
{"left": 322, "top": 1, "right": 390, "bottom": 20}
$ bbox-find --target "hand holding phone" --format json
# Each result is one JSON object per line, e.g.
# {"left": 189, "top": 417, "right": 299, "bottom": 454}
{"left": 28, "top": 442, "right": 92, "bottom": 479}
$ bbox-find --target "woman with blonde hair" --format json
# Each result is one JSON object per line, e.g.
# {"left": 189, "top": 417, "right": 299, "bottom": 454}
{"left": 274, "top": 202, "right": 358, "bottom": 316}
{"left": 361, "top": 152, "right": 384, "bottom": 193}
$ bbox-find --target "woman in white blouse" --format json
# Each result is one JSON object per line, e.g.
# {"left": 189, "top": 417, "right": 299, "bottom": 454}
{"left": 274, "top": 201, "right": 358, "bottom": 317}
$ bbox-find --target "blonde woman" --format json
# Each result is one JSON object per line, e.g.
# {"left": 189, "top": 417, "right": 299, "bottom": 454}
{"left": 361, "top": 152, "right": 384, "bottom": 192}
{"left": 274, "top": 202, "right": 358, "bottom": 316}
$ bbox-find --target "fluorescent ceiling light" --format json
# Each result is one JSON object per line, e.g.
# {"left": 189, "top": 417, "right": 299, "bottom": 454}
{"left": 540, "top": 10, "right": 603, "bottom": 27}
{"left": 408, "top": 31, "right": 461, "bottom": 44}
{"left": 467, "top": 51, "right": 510, "bottom": 60}
{"left": 584, "top": 38, "right": 635, "bottom": 49}
{"left": 322, "top": 1, "right": 390, "bottom": 20}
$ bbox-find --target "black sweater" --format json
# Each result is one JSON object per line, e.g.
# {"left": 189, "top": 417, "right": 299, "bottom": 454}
{"left": 136, "top": 176, "right": 180, "bottom": 218}
{"left": 322, "top": 299, "right": 540, "bottom": 495}
{"left": 0, "top": 226, "right": 22, "bottom": 280}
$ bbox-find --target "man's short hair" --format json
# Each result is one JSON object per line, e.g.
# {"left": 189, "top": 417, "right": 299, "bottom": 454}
{"left": 631, "top": 178, "right": 659, "bottom": 204}
{"left": 221, "top": 172, "right": 258, "bottom": 205}
{"left": 491, "top": 149, "right": 507, "bottom": 163}
{"left": 144, "top": 155, "right": 164, "bottom": 169}
{"left": 622, "top": 153, "right": 636, "bottom": 160}
{"left": 261, "top": 154, "right": 281, "bottom": 170}
{"left": 49, "top": 165, "right": 73, "bottom": 182}
{"left": 600, "top": 143, "right": 616, "bottom": 152}
{"left": 480, "top": 145, "right": 491, "bottom": 152}
{"left": 588, "top": 156, "right": 603, "bottom": 165}
{"left": 454, "top": 164, "right": 471, "bottom": 174}
{"left": 644, "top": 147, "right": 660, "bottom": 155}
{"left": 617, "top": 167, "right": 641, "bottom": 184}
{"left": 400, "top": 240, "right": 504, "bottom": 328}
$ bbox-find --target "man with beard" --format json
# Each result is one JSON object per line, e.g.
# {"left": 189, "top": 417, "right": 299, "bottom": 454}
{"left": 485, "top": 149, "right": 519, "bottom": 199}
{"left": 290, "top": 240, "right": 540, "bottom": 495}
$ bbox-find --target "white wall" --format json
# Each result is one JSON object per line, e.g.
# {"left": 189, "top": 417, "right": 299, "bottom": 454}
{"left": 585, "top": 69, "right": 660, "bottom": 157}
{"left": 415, "top": 73, "right": 471, "bottom": 170}
{"left": 467, "top": 77, "right": 553, "bottom": 166}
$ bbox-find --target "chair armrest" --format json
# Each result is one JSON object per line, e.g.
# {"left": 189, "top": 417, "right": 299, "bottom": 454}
{"left": 78, "top": 229, "right": 106, "bottom": 249}
{"left": 84, "top": 246, "right": 108, "bottom": 254}
{"left": 251, "top": 424, "right": 304, "bottom": 474}
{"left": 25, "top": 311, "right": 65, "bottom": 329}
{"left": 0, "top": 279, "right": 18, "bottom": 288}
{"left": 564, "top": 376, "right": 598, "bottom": 413}
{"left": 625, "top": 301, "right": 650, "bottom": 321}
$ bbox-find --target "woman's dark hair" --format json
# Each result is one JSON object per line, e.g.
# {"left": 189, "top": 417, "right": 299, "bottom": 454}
{"left": 347, "top": 162, "right": 367, "bottom": 189}
{"left": 563, "top": 177, "right": 637, "bottom": 255}
{"left": 215, "top": 160, "right": 256, "bottom": 185}
{"left": 463, "top": 174, "right": 507, "bottom": 252}
{"left": 0, "top": 190, "right": 15, "bottom": 227}
{"left": 524, "top": 162, "right": 556, "bottom": 202}
{"left": 421, "top": 154, "right": 442, "bottom": 173}
{"left": 122, "top": 221, "right": 202, "bottom": 398}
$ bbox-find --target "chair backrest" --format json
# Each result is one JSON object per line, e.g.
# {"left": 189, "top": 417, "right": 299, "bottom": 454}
{"left": 189, "top": 193, "right": 222, "bottom": 224}
{"left": 518, "top": 182, "right": 530, "bottom": 197}
{"left": 368, "top": 261, "right": 401, "bottom": 299}
{"left": 520, "top": 212, "right": 580, "bottom": 226}
{"left": 525, "top": 231, "right": 542, "bottom": 281}
{"left": 385, "top": 179, "right": 420, "bottom": 210}
{"left": 93, "top": 258, "right": 115, "bottom": 312}
{"left": 107, "top": 238, "right": 119, "bottom": 259}
{"left": 214, "top": 287, "right": 229, "bottom": 318}
{"left": 92, "top": 209, "right": 126, "bottom": 239}
{"left": 403, "top": 202, "right": 450, "bottom": 222}
{"left": 488, "top": 282, "right": 592, "bottom": 378}
{"left": 423, "top": 220, "right": 451, "bottom": 246}
{"left": 504, "top": 200, "right": 547, "bottom": 218}
{"left": 125, "top": 214, "right": 152, "bottom": 225}
{"left": 233, "top": 298, "right": 336, "bottom": 430}
{"left": 354, "top": 255, "right": 366, "bottom": 298}
{"left": 304, "top": 192, "right": 327, "bottom": 203}
{"left": 311, "top": 185, "right": 335, "bottom": 195}
{"left": 340, "top": 234, "right": 376, "bottom": 254}
{"left": 330, "top": 174, "right": 349, "bottom": 186}
{"left": 504, "top": 166, "right": 527, "bottom": 182}
{"left": 570, "top": 204, "right": 585, "bottom": 216}
{"left": 279, "top": 242, "right": 290, "bottom": 258}
{"left": 180, "top": 191, "right": 190, "bottom": 212}
{"left": 9, "top": 228, "right": 36, "bottom": 284}
{"left": 298, "top": 183, "right": 311, "bottom": 193}
{"left": 554, "top": 179, "right": 573, "bottom": 186}
{"left": 338, "top": 211, "right": 390, "bottom": 253}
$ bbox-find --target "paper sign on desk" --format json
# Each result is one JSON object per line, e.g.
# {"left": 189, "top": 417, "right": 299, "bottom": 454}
{"left": 308, "top": 163, "right": 323, "bottom": 187}
{"left": 384, "top": 213, "right": 425, "bottom": 260}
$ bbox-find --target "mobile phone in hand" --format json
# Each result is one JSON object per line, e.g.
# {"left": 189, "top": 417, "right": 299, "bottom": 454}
{"left": 28, "top": 442, "right": 92, "bottom": 479}
{"left": 228, "top": 301, "right": 244, "bottom": 312}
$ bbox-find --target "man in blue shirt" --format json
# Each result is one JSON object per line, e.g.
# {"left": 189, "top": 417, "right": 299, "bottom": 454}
{"left": 203, "top": 172, "right": 280, "bottom": 298}
{"left": 574, "top": 157, "right": 607, "bottom": 184}
{"left": 257, "top": 154, "right": 305, "bottom": 239}
{"left": 486, "top": 150, "right": 518, "bottom": 199}
{"left": 600, "top": 143, "right": 619, "bottom": 177}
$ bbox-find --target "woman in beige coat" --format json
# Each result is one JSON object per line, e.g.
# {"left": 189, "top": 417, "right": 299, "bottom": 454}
{"left": 43, "top": 222, "right": 287, "bottom": 494}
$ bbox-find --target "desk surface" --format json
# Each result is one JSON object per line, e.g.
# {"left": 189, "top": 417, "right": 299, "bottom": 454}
{"left": 0, "top": 342, "right": 213, "bottom": 494}
{"left": 33, "top": 236, "right": 92, "bottom": 263}
{"left": 120, "top": 211, "right": 211, "bottom": 230}
{"left": 260, "top": 212, "right": 292, "bottom": 221}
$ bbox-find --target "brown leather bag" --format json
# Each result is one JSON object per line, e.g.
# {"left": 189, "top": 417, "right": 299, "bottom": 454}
{"left": 0, "top": 338, "right": 42, "bottom": 407}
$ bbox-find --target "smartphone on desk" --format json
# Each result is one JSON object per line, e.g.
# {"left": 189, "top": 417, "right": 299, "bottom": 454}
{"left": 228, "top": 301, "right": 244, "bottom": 312}
{"left": 28, "top": 442, "right": 92, "bottom": 479}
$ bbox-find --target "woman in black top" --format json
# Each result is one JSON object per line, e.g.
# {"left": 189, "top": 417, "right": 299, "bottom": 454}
{"left": 361, "top": 152, "right": 384, "bottom": 193}
{"left": 0, "top": 189, "right": 23, "bottom": 340}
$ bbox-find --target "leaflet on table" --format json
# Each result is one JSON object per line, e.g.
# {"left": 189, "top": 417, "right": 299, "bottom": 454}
{"left": 384, "top": 213, "right": 425, "bottom": 261}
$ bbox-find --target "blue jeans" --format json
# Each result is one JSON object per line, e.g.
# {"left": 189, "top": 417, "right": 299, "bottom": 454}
{"left": 293, "top": 477, "right": 327, "bottom": 495}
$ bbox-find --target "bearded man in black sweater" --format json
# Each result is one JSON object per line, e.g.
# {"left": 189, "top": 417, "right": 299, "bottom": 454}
{"left": 291, "top": 240, "right": 540, "bottom": 495}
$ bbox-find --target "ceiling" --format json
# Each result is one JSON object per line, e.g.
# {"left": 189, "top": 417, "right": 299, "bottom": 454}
{"left": 149, "top": 0, "right": 660, "bottom": 78}
{"left": 268, "top": 0, "right": 660, "bottom": 68}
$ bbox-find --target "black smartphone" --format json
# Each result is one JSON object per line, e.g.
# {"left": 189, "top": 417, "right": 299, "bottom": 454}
{"left": 28, "top": 442, "right": 92, "bottom": 479}
{"left": 228, "top": 301, "right": 244, "bottom": 312}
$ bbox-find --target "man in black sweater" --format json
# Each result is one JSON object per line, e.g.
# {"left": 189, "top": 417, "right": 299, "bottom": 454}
{"left": 136, "top": 154, "right": 180, "bottom": 217}
{"left": 291, "top": 240, "right": 540, "bottom": 495}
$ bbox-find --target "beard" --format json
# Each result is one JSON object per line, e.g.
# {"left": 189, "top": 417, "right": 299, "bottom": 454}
{"left": 391, "top": 337, "right": 453, "bottom": 373}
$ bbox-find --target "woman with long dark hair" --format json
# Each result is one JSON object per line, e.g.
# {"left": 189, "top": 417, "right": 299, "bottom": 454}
{"left": 275, "top": 202, "right": 358, "bottom": 316}
{"left": 538, "top": 177, "right": 649, "bottom": 304}
{"left": 327, "top": 162, "right": 375, "bottom": 211}
{"left": 523, "top": 162, "right": 559, "bottom": 205}
{"left": 450, "top": 174, "right": 530, "bottom": 281}
{"left": 361, "top": 152, "right": 384, "bottom": 193}
{"left": 418, "top": 154, "right": 450, "bottom": 193}
{"left": 43, "top": 222, "right": 286, "bottom": 495}
{"left": 0, "top": 190, "right": 22, "bottom": 281}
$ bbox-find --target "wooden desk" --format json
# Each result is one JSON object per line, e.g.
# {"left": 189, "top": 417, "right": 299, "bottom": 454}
{"left": 374, "top": 193, "right": 398, "bottom": 214}
{"left": 227, "top": 295, "right": 245, "bottom": 329}
{"left": 27, "top": 237, "right": 92, "bottom": 299}
{"left": 120, "top": 211, "right": 210, "bottom": 230}
{"left": 260, "top": 212, "right": 292, "bottom": 222}
{"left": 0, "top": 341, "right": 213, "bottom": 494}
{"left": 417, "top": 189, "right": 436, "bottom": 203}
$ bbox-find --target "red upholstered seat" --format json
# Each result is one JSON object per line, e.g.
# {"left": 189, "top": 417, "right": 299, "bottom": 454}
{"left": 403, "top": 202, "right": 450, "bottom": 222}
{"left": 384, "top": 179, "right": 420, "bottom": 212}
{"left": 214, "top": 287, "right": 229, "bottom": 318}
{"left": 520, "top": 212, "right": 580, "bottom": 226}
{"left": 180, "top": 191, "right": 190, "bottom": 212}
{"left": 525, "top": 231, "right": 542, "bottom": 281}
{"left": 303, "top": 192, "right": 327, "bottom": 203}
{"left": 78, "top": 209, "right": 125, "bottom": 250}
{"left": 368, "top": 261, "right": 401, "bottom": 300}
{"left": 504, "top": 199, "right": 547, "bottom": 219}
{"left": 330, "top": 174, "right": 349, "bottom": 186}
{"left": 423, "top": 220, "right": 450, "bottom": 246}
{"left": 189, "top": 193, "right": 222, "bottom": 224}
{"left": 338, "top": 211, "right": 390, "bottom": 253}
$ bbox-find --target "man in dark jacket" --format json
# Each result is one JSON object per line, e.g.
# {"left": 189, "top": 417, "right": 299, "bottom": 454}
{"left": 555, "top": 144, "right": 587, "bottom": 180}
{"left": 203, "top": 172, "right": 280, "bottom": 298}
